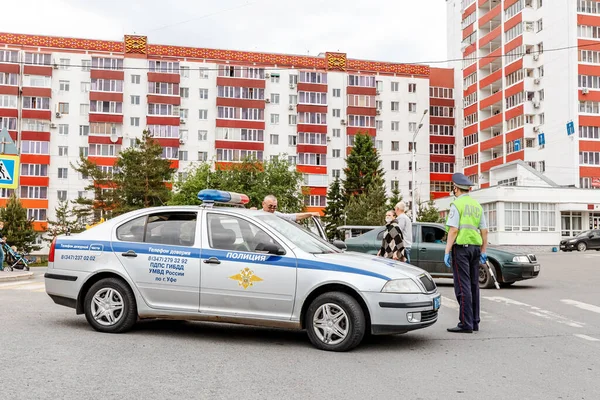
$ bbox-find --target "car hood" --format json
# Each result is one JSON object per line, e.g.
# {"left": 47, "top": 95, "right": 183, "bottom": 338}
{"left": 312, "top": 251, "right": 428, "bottom": 281}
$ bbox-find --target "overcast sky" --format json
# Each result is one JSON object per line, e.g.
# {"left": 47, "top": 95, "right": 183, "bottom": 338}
{"left": 4, "top": 0, "right": 448, "bottom": 66}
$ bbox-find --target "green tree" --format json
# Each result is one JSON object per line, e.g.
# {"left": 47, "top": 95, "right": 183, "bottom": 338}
{"left": 71, "top": 196, "right": 94, "bottom": 231}
{"left": 387, "top": 188, "right": 403, "bottom": 212}
{"left": 70, "top": 156, "right": 117, "bottom": 223}
{"left": 344, "top": 180, "right": 388, "bottom": 226}
{"left": 112, "top": 130, "right": 176, "bottom": 214}
{"left": 417, "top": 199, "right": 443, "bottom": 223}
{"left": 322, "top": 177, "right": 345, "bottom": 241}
{"left": 43, "top": 200, "right": 78, "bottom": 242}
{"left": 0, "top": 194, "right": 41, "bottom": 253}
{"left": 170, "top": 157, "right": 306, "bottom": 211}
{"left": 342, "top": 132, "right": 385, "bottom": 202}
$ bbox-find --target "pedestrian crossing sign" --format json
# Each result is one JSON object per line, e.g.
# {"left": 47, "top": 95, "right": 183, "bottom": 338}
{"left": 0, "top": 155, "right": 19, "bottom": 189}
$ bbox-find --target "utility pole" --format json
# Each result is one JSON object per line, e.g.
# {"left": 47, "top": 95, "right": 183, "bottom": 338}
{"left": 411, "top": 109, "right": 428, "bottom": 223}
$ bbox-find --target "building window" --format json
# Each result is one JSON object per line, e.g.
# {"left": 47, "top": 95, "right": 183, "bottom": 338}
{"left": 332, "top": 149, "right": 341, "bottom": 158}
{"left": 58, "top": 124, "right": 69, "bottom": 136}
{"left": 333, "top": 89, "right": 341, "bottom": 97}
{"left": 59, "top": 80, "right": 70, "bottom": 92}
{"left": 130, "top": 117, "right": 140, "bottom": 127}
{"left": 289, "top": 75, "right": 298, "bottom": 85}
{"left": 332, "top": 169, "right": 340, "bottom": 178}
{"left": 270, "top": 93, "right": 280, "bottom": 104}
{"left": 270, "top": 75, "right": 280, "bottom": 83}
{"left": 179, "top": 151, "right": 188, "bottom": 161}
{"left": 498, "top": 177, "right": 518, "bottom": 186}
{"left": 58, "top": 103, "right": 69, "bottom": 114}
{"left": 561, "top": 212, "right": 583, "bottom": 237}
{"left": 57, "top": 190, "right": 67, "bottom": 201}
{"left": 180, "top": 66, "right": 190, "bottom": 77}
{"left": 81, "top": 60, "right": 91, "bottom": 71}
{"left": 289, "top": 94, "right": 298, "bottom": 105}
{"left": 505, "top": 202, "right": 555, "bottom": 232}
{"left": 79, "top": 125, "right": 89, "bottom": 136}
{"left": 391, "top": 160, "right": 399, "bottom": 170}
{"left": 391, "top": 141, "right": 399, "bottom": 151}
{"left": 391, "top": 180, "right": 399, "bottom": 191}
{"left": 333, "top": 109, "right": 341, "bottom": 118}
{"left": 288, "top": 115, "right": 297, "bottom": 125}
{"left": 288, "top": 156, "right": 297, "bottom": 165}
{"left": 408, "top": 83, "right": 416, "bottom": 93}
{"left": 409, "top": 103, "right": 417, "bottom": 113}
{"left": 391, "top": 82, "right": 399, "bottom": 92}
{"left": 180, "top": 87, "right": 189, "bottom": 98}
{"left": 482, "top": 203, "right": 497, "bottom": 232}
{"left": 199, "top": 68, "right": 209, "bottom": 79}
{"left": 391, "top": 101, "right": 400, "bottom": 112}
{"left": 332, "top": 128, "right": 341, "bottom": 138}
{"left": 59, "top": 58, "right": 70, "bottom": 70}
{"left": 80, "top": 104, "right": 89, "bottom": 116}
{"left": 391, "top": 121, "right": 400, "bottom": 131}
{"left": 305, "top": 195, "right": 326, "bottom": 207}
{"left": 270, "top": 134, "right": 279, "bottom": 145}
{"left": 409, "top": 142, "right": 417, "bottom": 152}
{"left": 131, "top": 75, "right": 140, "bottom": 84}
{"left": 199, "top": 89, "right": 209, "bottom": 99}
{"left": 199, "top": 110, "right": 208, "bottom": 120}
{"left": 288, "top": 135, "right": 297, "bottom": 146}
{"left": 198, "top": 151, "right": 208, "bottom": 161}
{"left": 58, "top": 146, "right": 68, "bottom": 156}
{"left": 79, "top": 147, "right": 88, "bottom": 157}
{"left": 198, "top": 130, "right": 207, "bottom": 141}
{"left": 131, "top": 95, "right": 140, "bottom": 105}
{"left": 58, "top": 168, "right": 68, "bottom": 179}
{"left": 80, "top": 82, "right": 90, "bottom": 93}
{"left": 271, "top": 114, "right": 280, "bottom": 124}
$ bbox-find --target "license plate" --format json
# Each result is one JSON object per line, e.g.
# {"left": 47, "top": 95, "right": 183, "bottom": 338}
{"left": 433, "top": 296, "right": 441, "bottom": 310}
{"left": 534, "top": 265, "right": 540, "bottom": 272}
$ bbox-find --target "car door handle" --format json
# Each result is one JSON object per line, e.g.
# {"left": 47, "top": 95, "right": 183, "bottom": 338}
{"left": 420, "top": 248, "right": 427, "bottom": 252}
{"left": 203, "top": 257, "right": 221, "bottom": 265}
{"left": 121, "top": 250, "right": 137, "bottom": 258}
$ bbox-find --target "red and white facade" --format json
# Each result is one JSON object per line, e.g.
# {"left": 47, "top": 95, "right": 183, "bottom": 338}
{"left": 0, "top": 32, "right": 455, "bottom": 236}
{"left": 447, "top": 0, "right": 600, "bottom": 189}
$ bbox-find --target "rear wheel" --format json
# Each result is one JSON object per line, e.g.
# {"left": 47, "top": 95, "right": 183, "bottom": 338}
{"left": 577, "top": 242, "right": 587, "bottom": 252}
{"left": 84, "top": 278, "right": 137, "bottom": 333}
{"left": 478, "top": 262, "right": 496, "bottom": 289}
{"left": 305, "top": 292, "right": 365, "bottom": 352}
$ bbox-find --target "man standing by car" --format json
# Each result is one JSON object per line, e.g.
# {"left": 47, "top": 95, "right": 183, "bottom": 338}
{"left": 262, "top": 195, "right": 319, "bottom": 222}
{"left": 394, "top": 201, "right": 413, "bottom": 263}
{"left": 444, "top": 173, "right": 488, "bottom": 334}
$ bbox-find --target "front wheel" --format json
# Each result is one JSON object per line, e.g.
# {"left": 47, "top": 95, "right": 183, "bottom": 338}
{"left": 577, "top": 242, "right": 587, "bottom": 252}
{"left": 305, "top": 292, "right": 366, "bottom": 352}
{"left": 478, "top": 262, "right": 496, "bottom": 289}
{"left": 84, "top": 278, "right": 137, "bottom": 333}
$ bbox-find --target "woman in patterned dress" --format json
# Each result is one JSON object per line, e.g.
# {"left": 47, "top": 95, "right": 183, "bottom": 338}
{"left": 377, "top": 210, "right": 406, "bottom": 262}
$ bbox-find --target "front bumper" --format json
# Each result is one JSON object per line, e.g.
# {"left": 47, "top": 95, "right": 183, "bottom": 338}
{"left": 362, "top": 291, "right": 441, "bottom": 335}
{"left": 560, "top": 242, "right": 577, "bottom": 251}
{"left": 501, "top": 262, "right": 541, "bottom": 282}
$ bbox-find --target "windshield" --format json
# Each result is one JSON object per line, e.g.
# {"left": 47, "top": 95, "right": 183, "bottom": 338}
{"left": 255, "top": 214, "right": 341, "bottom": 254}
{"left": 576, "top": 230, "right": 591, "bottom": 237}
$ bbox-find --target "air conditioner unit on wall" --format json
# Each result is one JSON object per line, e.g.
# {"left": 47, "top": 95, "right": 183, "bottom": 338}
{"left": 265, "top": 73, "right": 271, "bottom": 78}
{"left": 534, "top": 78, "right": 541, "bottom": 84}
{"left": 265, "top": 98, "right": 271, "bottom": 103}
{"left": 288, "top": 105, "right": 294, "bottom": 111}
{"left": 340, "top": 119, "right": 346, "bottom": 125}
{"left": 582, "top": 88, "right": 590, "bottom": 95}
{"left": 289, "top": 84, "right": 296, "bottom": 89}
{"left": 533, "top": 126, "right": 539, "bottom": 132}
{"left": 533, "top": 54, "right": 539, "bottom": 61}
{"left": 180, "top": 119, "right": 186, "bottom": 125}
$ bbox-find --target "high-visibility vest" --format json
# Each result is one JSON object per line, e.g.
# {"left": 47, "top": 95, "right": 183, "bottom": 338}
{"left": 445, "top": 195, "right": 483, "bottom": 246}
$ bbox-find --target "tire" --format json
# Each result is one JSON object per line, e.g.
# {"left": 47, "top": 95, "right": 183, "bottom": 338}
{"left": 305, "top": 292, "right": 366, "bottom": 352}
{"left": 84, "top": 277, "right": 137, "bottom": 333}
{"left": 478, "top": 262, "right": 496, "bottom": 289}
{"left": 500, "top": 282, "right": 515, "bottom": 288}
{"left": 577, "top": 242, "right": 587, "bottom": 252}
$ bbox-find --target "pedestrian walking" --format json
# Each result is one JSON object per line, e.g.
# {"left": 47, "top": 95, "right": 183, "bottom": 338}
{"left": 377, "top": 210, "right": 406, "bottom": 261}
{"left": 443, "top": 173, "right": 489, "bottom": 334}
{"left": 394, "top": 201, "right": 413, "bottom": 263}
{"left": 261, "top": 195, "right": 319, "bottom": 222}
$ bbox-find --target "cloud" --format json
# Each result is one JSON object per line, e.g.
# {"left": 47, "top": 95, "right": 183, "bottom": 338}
{"left": 3, "top": 0, "right": 447, "bottom": 65}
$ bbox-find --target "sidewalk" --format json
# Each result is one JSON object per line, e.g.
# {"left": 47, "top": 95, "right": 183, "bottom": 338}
{"left": 0, "top": 269, "right": 34, "bottom": 283}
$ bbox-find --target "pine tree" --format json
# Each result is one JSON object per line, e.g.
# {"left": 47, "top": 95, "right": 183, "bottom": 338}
{"left": 0, "top": 194, "right": 40, "bottom": 253}
{"left": 386, "top": 188, "right": 403, "bottom": 212}
{"left": 417, "top": 199, "right": 443, "bottom": 223}
{"left": 71, "top": 196, "right": 94, "bottom": 231}
{"left": 70, "top": 156, "right": 116, "bottom": 222}
{"left": 112, "top": 130, "right": 176, "bottom": 214}
{"left": 344, "top": 180, "right": 388, "bottom": 226}
{"left": 342, "top": 132, "right": 385, "bottom": 202}
{"left": 322, "top": 177, "right": 345, "bottom": 241}
{"left": 44, "top": 200, "right": 78, "bottom": 242}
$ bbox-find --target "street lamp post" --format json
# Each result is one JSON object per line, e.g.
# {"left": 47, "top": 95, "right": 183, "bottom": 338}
{"left": 411, "top": 109, "right": 429, "bottom": 223}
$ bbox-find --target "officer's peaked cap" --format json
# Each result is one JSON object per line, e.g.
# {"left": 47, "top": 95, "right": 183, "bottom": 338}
{"left": 451, "top": 173, "right": 474, "bottom": 190}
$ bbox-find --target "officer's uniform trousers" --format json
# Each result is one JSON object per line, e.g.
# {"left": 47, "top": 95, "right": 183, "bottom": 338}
{"left": 451, "top": 244, "right": 481, "bottom": 331}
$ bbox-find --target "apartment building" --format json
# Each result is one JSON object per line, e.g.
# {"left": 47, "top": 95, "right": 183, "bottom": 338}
{"left": 447, "top": 0, "right": 600, "bottom": 189}
{"left": 0, "top": 32, "right": 455, "bottom": 236}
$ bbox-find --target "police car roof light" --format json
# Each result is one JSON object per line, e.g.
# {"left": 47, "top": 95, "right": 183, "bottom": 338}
{"left": 197, "top": 189, "right": 250, "bottom": 206}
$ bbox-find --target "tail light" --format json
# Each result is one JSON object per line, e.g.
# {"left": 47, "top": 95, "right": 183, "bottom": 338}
{"left": 48, "top": 238, "right": 56, "bottom": 263}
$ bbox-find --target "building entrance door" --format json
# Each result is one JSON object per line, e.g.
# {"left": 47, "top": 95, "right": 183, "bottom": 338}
{"left": 589, "top": 213, "right": 600, "bottom": 230}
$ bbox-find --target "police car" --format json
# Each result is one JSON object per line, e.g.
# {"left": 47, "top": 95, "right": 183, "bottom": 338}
{"left": 45, "top": 190, "right": 441, "bottom": 352}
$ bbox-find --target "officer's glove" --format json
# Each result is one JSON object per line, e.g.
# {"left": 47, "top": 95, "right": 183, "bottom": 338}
{"left": 480, "top": 253, "right": 488, "bottom": 265}
{"left": 444, "top": 253, "right": 451, "bottom": 268}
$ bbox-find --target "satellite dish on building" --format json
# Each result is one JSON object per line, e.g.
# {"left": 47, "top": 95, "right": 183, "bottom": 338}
{"left": 110, "top": 133, "right": 118, "bottom": 143}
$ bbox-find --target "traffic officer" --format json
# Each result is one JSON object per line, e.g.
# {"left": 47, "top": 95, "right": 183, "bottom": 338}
{"left": 443, "top": 173, "right": 488, "bottom": 334}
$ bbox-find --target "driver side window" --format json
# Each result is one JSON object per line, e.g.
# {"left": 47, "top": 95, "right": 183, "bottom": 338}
{"left": 421, "top": 226, "right": 446, "bottom": 244}
{"left": 207, "top": 213, "right": 282, "bottom": 253}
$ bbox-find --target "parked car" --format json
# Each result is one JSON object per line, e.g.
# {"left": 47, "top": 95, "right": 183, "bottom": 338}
{"left": 339, "top": 222, "right": 540, "bottom": 289}
{"left": 45, "top": 190, "right": 441, "bottom": 352}
{"left": 560, "top": 230, "right": 600, "bottom": 252}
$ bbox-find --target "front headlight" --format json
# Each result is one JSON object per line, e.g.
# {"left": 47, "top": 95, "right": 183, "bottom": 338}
{"left": 512, "top": 256, "right": 529, "bottom": 263}
{"left": 569, "top": 239, "right": 578, "bottom": 243}
{"left": 381, "top": 279, "right": 423, "bottom": 293}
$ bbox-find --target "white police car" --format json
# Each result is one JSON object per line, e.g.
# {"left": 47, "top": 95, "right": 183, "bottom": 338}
{"left": 45, "top": 190, "right": 441, "bottom": 352}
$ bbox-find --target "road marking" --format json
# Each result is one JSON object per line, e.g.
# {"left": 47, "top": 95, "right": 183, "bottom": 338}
{"left": 574, "top": 334, "right": 600, "bottom": 342}
{"left": 442, "top": 296, "right": 489, "bottom": 314}
{"left": 0, "top": 280, "right": 36, "bottom": 289}
{"left": 0, "top": 281, "right": 44, "bottom": 292}
{"left": 14, "top": 282, "right": 45, "bottom": 291}
{"left": 561, "top": 299, "right": 600, "bottom": 315}
{"left": 484, "top": 296, "right": 585, "bottom": 328}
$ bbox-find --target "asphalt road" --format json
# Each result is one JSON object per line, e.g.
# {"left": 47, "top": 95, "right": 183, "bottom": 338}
{"left": 1, "top": 252, "right": 599, "bottom": 400}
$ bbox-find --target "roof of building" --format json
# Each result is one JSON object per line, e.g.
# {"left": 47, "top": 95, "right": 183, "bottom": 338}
{"left": 490, "top": 160, "right": 559, "bottom": 188}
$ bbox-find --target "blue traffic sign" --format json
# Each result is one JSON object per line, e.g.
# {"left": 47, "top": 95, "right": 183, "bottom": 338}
{"left": 566, "top": 121, "right": 575, "bottom": 136}
{"left": 538, "top": 132, "right": 545, "bottom": 146}
{"left": 514, "top": 139, "right": 521, "bottom": 151}
{"left": 0, "top": 154, "right": 19, "bottom": 189}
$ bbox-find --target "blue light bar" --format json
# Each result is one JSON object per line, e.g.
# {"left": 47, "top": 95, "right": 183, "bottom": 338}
{"left": 197, "top": 189, "right": 250, "bottom": 205}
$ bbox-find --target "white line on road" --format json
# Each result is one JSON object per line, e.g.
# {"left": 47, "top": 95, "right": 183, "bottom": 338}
{"left": 0, "top": 280, "right": 36, "bottom": 289}
{"left": 484, "top": 296, "right": 585, "bottom": 328}
{"left": 442, "top": 296, "right": 489, "bottom": 314}
{"left": 574, "top": 334, "right": 600, "bottom": 342}
{"left": 14, "top": 283, "right": 45, "bottom": 291}
{"left": 561, "top": 299, "right": 600, "bottom": 315}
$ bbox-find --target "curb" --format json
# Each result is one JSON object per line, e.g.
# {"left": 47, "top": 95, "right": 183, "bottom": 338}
{"left": 0, "top": 271, "right": 34, "bottom": 283}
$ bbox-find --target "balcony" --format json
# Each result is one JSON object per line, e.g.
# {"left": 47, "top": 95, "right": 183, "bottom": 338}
{"left": 479, "top": 46, "right": 502, "bottom": 71}
{"left": 479, "top": 111, "right": 503, "bottom": 131}
{"left": 478, "top": 2, "right": 501, "bottom": 30}
{"left": 479, "top": 89, "right": 503, "bottom": 112}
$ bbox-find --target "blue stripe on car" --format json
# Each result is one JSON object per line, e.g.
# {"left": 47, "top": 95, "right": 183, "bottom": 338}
{"left": 55, "top": 239, "right": 390, "bottom": 281}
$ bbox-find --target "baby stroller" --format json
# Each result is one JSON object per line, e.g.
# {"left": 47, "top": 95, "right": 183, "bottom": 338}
{"left": 1, "top": 242, "right": 33, "bottom": 271}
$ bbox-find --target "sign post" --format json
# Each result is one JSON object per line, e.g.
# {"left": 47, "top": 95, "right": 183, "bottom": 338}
{"left": 0, "top": 127, "right": 20, "bottom": 189}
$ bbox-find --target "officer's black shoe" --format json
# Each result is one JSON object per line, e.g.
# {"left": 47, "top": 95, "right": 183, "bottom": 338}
{"left": 473, "top": 326, "right": 479, "bottom": 332}
{"left": 447, "top": 326, "right": 473, "bottom": 333}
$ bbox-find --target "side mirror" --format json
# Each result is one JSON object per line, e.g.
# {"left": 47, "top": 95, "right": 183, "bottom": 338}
{"left": 332, "top": 240, "right": 347, "bottom": 251}
{"left": 258, "top": 242, "right": 285, "bottom": 256}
